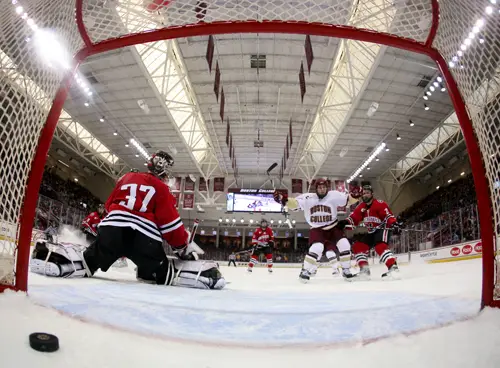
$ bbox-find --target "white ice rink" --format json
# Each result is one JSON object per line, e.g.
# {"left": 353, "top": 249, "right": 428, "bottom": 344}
{"left": 1, "top": 258, "right": 500, "bottom": 368}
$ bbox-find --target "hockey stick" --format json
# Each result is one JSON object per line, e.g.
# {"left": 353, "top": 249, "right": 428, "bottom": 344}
{"left": 186, "top": 218, "right": 205, "bottom": 255}
{"left": 266, "top": 163, "right": 293, "bottom": 229}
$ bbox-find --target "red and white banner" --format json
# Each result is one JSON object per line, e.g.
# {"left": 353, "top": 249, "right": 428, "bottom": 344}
{"left": 182, "top": 193, "right": 195, "bottom": 210}
{"left": 171, "top": 177, "right": 182, "bottom": 192}
{"left": 213, "top": 177, "right": 225, "bottom": 192}
{"left": 199, "top": 178, "right": 208, "bottom": 192}
{"left": 291, "top": 178, "right": 303, "bottom": 194}
{"left": 184, "top": 177, "right": 195, "bottom": 192}
{"left": 172, "top": 192, "right": 181, "bottom": 208}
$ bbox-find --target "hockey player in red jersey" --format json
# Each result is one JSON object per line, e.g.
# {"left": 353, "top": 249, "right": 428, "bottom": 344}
{"left": 247, "top": 219, "right": 274, "bottom": 273}
{"left": 338, "top": 185, "right": 401, "bottom": 279}
{"left": 81, "top": 204, "right": 106, "bottom": 242}
{"left": 30, "top": 151, "right": 225, "bottom": 289}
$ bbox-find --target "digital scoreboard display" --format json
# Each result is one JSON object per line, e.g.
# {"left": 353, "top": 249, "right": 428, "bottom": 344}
{"left": 226, "top": 188, "right": 287, "bottom": 213}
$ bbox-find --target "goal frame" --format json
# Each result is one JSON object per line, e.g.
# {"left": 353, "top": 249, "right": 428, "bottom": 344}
{"left": 3, "top": 0, "right": 497, "bottom": 309}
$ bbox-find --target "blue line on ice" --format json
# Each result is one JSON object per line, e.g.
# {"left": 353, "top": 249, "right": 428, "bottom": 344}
{"left": 28, "top": 283, "right": 478, "bottom": 345}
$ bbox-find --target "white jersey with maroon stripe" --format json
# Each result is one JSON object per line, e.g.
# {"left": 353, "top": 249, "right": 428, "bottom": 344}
{"left": 295, "top": 190, "right": 348, "bottom": 228}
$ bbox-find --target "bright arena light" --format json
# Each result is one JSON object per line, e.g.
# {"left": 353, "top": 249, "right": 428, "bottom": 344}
{"left": 33, "top": 29, "right": 71, "bottom": 70}
{"left": 347, "top": 142, "right": 386, "bottom": 183}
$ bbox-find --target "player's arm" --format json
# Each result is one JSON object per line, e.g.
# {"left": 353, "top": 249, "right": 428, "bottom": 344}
{"left": 337, "top": 203, "right": 364, "bottom": 230}
{"left": 251, "top": 230, "right": 259, "bottom": 245}
{"left": 81, "top": 213, "right": 96, "bottom": 235}
{"left": 272, "top": 190, "right": 302, "bottom": 210}
{"left": 155, "top": 185, "right": 191, "bottom": 256}
{"left": 379, "top": 201, "right": 397, "bottom": 227}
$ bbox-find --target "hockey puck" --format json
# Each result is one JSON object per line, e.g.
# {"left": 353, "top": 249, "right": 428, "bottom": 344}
{"left": 29, "top": 332, "right": 59, "bottom": 352}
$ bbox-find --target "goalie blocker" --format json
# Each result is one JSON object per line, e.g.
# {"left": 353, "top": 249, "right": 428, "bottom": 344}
{"left": 30, "top": 240, "right": 226, "bottom": 290}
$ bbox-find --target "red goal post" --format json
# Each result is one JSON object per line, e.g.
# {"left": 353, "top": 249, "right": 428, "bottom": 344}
{"left": 0, "top": 0, "right": 498, "bottom": 307}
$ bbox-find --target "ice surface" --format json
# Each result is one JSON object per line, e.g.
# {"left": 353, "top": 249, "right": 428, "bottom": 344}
{"left": 1, "top": 258, "right": 500, "bottom": 367}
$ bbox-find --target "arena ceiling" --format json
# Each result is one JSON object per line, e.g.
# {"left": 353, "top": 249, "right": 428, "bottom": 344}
{"left": 2, "top": 0, "right": 470, "bottom": 193}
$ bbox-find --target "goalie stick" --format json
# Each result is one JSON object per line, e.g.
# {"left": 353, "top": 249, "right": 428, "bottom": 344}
{"left": 266, "top": 163, "right": 293, "bottom": 229}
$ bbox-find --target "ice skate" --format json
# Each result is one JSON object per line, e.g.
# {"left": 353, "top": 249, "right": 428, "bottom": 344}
{"left": 299, "top": 268, "right": 311, "bottom": 283}
{"left": 247, "top": 267, "right": 252, "bottom": 273}
{"left": 381, "top": 263, "right": 401, "bottom": 280}
{"left": 351, "top": 266, "right": 371, "bottom": 281}
{"left": 341, "top": 268, "right": 356, "bottom": 282}
{"left": 268, "top": 268, "right": 273, "bottom": 273}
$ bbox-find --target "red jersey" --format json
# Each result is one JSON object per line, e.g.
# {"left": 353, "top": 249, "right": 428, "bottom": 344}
{"left": 252, "top": 227, "right": 274, "bottom": 246}
{"left": 81, "top": 211, "right": 104, "bottom": 236}
{"left": 347, "top": 199, "right": 396, "bottom": 233}
{"left": 99, "top": 172, "right": 188, "bottom": 249}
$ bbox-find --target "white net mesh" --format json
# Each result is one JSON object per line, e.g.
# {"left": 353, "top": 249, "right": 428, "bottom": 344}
{"left": 0, "top": 0, "right": 498, "bottom": 304}
{"left": 0, "top": 0, "right": 83, "bottom": 287}
{"left": 433, "top": 0, "right": 500, "bottom": 301}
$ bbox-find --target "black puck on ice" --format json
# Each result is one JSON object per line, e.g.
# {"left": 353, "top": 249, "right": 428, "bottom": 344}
{"left": 29, "top": 332, "right": 59, "bottom": 352}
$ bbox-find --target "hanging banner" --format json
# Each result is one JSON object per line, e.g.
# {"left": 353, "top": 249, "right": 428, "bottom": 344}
{"left": 172, "top": 192, "right": 181, "bottom": 208}
{"left": 291, "top": 179, "right": 303, "bottom": 194}
{"left": 299, "top": 61, "right": 306, "bottom": 103}
{"left": 286, "top": 136, "right": 289, "bottom": 160}
{"left": 183, "top": 193, "right": 195, "bottom": 210}
{"left": 289, "top": 119, "right": 293, "bottom": 147}
{"left": 206, "top": 35, "right": 214, "bottom": 73}
{"left": 220, "top": 87, "right": 225, "bottom": 122}
{"left": 226, "top": 118, "right": 230, "bottom": 146}
{"left": 305, "top": 35, "right": 314, "bottom": 74}
{"left": 199, "top": 177, "right": 208, "bottom": 192}
{"left": 214, "top": 177, "right": 225, "bottom": 192}
{"left": 184, "top": 177, "right": 195, "bottom": 192}
{"left": 229, "top": 134, "right": 233, "bottom": 158}
{"left": 171, "top": 177, "right": 182, "bottom": 192}
{"left": 214, "top": 61, "right": 220, "bottom": 101}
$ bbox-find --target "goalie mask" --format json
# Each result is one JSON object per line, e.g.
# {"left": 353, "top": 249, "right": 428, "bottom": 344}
{"left": 362, "top": 185, "right": 374, "bottom": 203}
{"left": 148, "top": 150, "right": 174, "bottom": 180}
{"left": 315, "top": 179, "right": 329, "bottom": 199}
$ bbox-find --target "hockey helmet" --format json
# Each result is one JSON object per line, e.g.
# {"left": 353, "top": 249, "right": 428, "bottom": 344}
{"left": 260, "top": 219, "right": 268, "bottom": 228}
{"left": 315, "top": 178, "right": 329, "bottom": 199}
{"left": 362, "top": 184, "right": 374, "bottom": 203}
{"left": 97, "top": 203, "right": 105, "bottom": 215}
{"left": 148, "top": 150, "right": 174, "bottom": 179}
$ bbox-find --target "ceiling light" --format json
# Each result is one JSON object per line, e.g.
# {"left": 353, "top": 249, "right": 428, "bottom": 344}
{"left": 135, "top": 154, "right": 139, "bottom": 158}
{"left": 292, "top": 220, "right": 296, "bottom": 224}
{"left": 476, "top": 19, "right": 485, "bottom": 28}
{"left": 232, "top": 219, "right": 236, "bottom": 223}
{"left": 87, "top": 91, "right": 92, "bottom": 96}
{"left": 464, "top": 38, "right": 472, "bottom": 46}
{"left": 436, "top": 186, "right": 440, "bottom": 190}
{"left": 429, "top": 86, "right": 435, "bottom": 92}
{"left": 426, "top": 91, "right": 432, "bottom": 96}
{"left": 441, "top": 87, "right": 446, "bottom": 92}
{"left": 457, "top": 50, "right": 463, "bottom": 57}
{"left": 423, "top": 95, "right": 428, "bottom": 100}
{"left": 367, "top": 167, "right": 371, "bottom": 170}
{"left": 225, "top": 218, "right": 229, "bottom": 223}
{"left": 479, "top": 38, "right": 485, "bottom": 44}
{"left": 346, "top": 142, "right": 386, "bottom": 183}
{"left": 250, "top": 219, "right": 254, "bottom": 224}
{"left": 219, "top": 218, "right": 222, "bottom": 222}
{"left": 74, "top": 178, "right": 78, "bottom": 182}
{"left": 437, "top": 76, "right": 443, "bottom": 83}
{"left": 113, "top": 131, "right": 118, "bottom": 136}
{"left": 100, "top": 117, "right": 105, "bottom": 122}
{"left": 385, "top": 147, "right": 390, "bottom": 152}
{"left": 125, "top": 144, "right": 129, "bottom": 147}
{"left": 84, "top": 102, "right": 89, "bottom": 107}
{"left": 461, "top": 171, "right": 465, "bottom": 176}
{"left": 240, "top": 219, "right": 244, "bottom": 223}
{"left": 359, "top": 174, "right": 363, "bottom": 177}
{"left": 449, "top": 61, "right": 455, "bottom": 68}
{"left": 270, "top": 220, "right": 274, "bottom": 224}
{"left": 397, "top": 134, "right": 401, "bottom": 140}
{"left": 15, "top": 6, "right": 23, "bottom": 14}
{"left": 448, "top": 179, "right": 452, "bottom": 183}
{"left": 409, "top": 120, "right": 415, "bottom": 127}
{"left": 424, "top": 104, "right": 430, "bottom": 110}
{"left": 486, "top": 6, "right": 493, "bottom": 14}
{"left": 143, "top": 163, "right": 147, "bottom": 166}
{"left": 375, "top": 157, "right": 379, "bottom": 161}
{"left": 433, "top": 82, "right": 439, "bottom": 87}
{"left": 278, "top": 220, "right": 282, "bottom": 224}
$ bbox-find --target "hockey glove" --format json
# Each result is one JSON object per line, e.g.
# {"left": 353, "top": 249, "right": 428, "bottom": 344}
{"left": 273, "top": 190, "right": 288, "bottom": 206}
{"left": 173, "top": 241, "right": 204, "bottom": 261}
{"left": 390, "top": 222, "right": 402, "bottom": 235}
{"left": 336, "top": 219, "right": 349, "bottom": 230}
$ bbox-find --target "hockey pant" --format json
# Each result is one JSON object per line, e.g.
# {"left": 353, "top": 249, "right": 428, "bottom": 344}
{"left": 30, "top": 228, "right": 225, "bottom": 290}
{"left": 248, "top": 245, "right": 272, "bottom": 270}
{"left": 352, "top": 229, "right": 396, "bottom": 270}
{"left": 303, "top": 238, "right": 351, "bottom": 274}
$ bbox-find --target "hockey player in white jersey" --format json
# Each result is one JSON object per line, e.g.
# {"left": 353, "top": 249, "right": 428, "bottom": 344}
{"left": 273, "top": 179, "right": 357, "bottom": 282}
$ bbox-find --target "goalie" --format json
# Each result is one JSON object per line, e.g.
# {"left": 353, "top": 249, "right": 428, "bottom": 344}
{"left": 30, "top": 151, "right": 225, "bottom": 290}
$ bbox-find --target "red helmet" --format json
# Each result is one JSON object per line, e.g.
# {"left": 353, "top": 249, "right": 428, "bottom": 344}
{"left": 315, "top": 178, "right": 329, "bottom": 199}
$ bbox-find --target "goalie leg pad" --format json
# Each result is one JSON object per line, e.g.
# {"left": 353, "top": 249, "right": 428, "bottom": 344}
{"left": 147, "top": 257, "right": 226, "bottom": 289}
{"left": 30, "top": 242, "right": 88, "bottom": 278}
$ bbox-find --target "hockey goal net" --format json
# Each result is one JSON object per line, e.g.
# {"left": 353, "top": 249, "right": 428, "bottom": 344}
{"left": 0, "top": 0, "right": 498, "bottom": 306}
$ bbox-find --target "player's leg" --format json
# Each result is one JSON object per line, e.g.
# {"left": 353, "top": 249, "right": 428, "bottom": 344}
{"left": 328, "top": 233, "right": 354, "bottom": 280}
{"left": 82, "top": 226, "right": 127, "bottom": 275}
{"left": 300, "top": 228, "right": 325, "bottom": 282}
{"left": 351, "top": 236, "right": 371, "bottom": 279}
{"left": 263, "top": 247, "right": 273, "bottom": 273}
{"left": 247, "top": 250, "right": 259, "bottom": 272}
{"left": 373, "top": 229, "right": 399, "bottom": 279}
